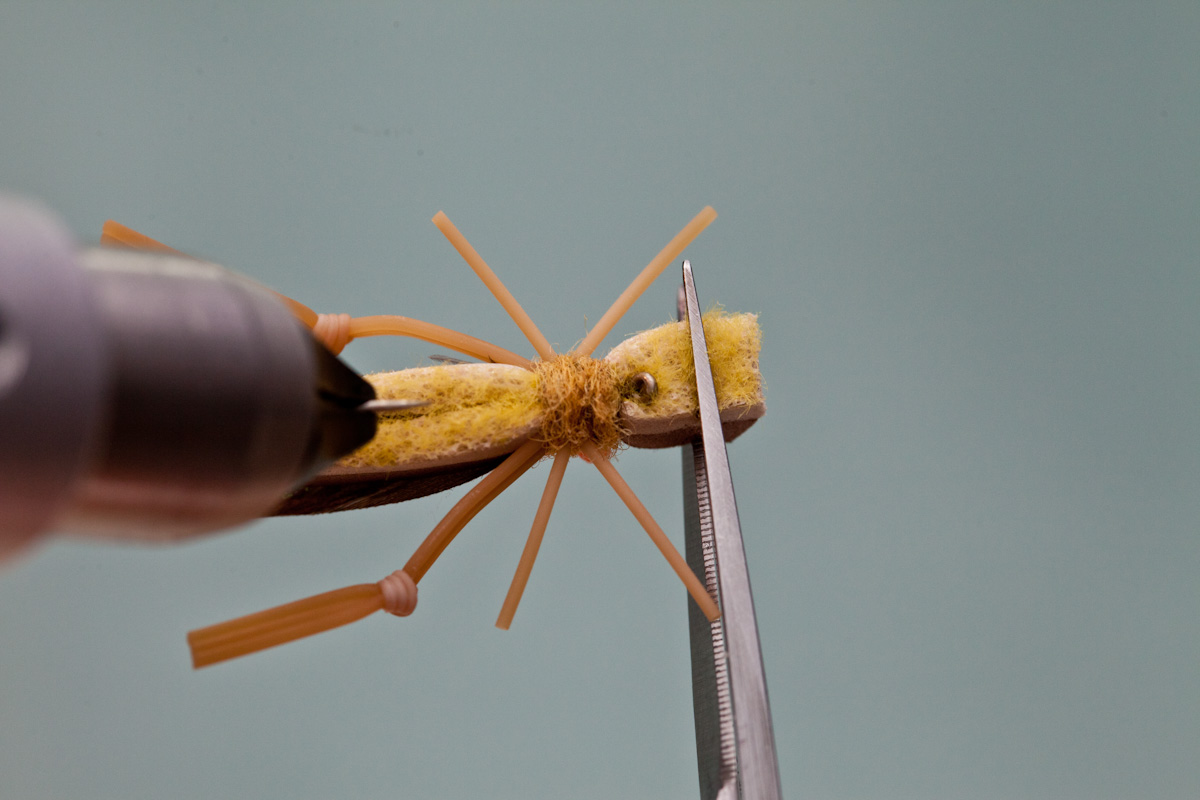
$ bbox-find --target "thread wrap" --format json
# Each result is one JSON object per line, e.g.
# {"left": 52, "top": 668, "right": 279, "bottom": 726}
{"left": 533, "top": 354, "right": 625, "bottom": 458}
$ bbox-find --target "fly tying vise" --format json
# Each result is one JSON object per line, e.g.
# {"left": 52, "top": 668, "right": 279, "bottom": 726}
{"left": 100, "top": 207, "right": 765, "bottom": 668}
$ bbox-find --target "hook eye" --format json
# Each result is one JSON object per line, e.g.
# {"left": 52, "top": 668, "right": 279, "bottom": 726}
{"left": 629, "top": 372, "right": 658, "bottom": 403}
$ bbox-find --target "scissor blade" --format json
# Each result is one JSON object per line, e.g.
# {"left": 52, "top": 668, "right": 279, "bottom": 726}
{"left": 682, "top": 261, "right": 782, "bottom": 800}
{"left": 684, "top": 440, "right": 739, "bottom": 800}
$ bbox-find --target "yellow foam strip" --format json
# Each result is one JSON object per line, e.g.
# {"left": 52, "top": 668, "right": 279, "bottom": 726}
{"left": 575, "top": 206, "right": 717, "bottom": 357}
{"left": 403, "top": 439, "right": 546, "bottom": 583}
{"left": 495, "top": 448, "right": 571, "bottom": 630}
{"left": 582, "top": 442, "right": 720, "bottom": 621}
{"left": 432, "top": 211, "right": 554, "bottom": 360}
{"left": 187, "top": 584, "right": 383, "bottom": 668}
{"left": 349, "top": 315, "right": 530, "bottom": 367}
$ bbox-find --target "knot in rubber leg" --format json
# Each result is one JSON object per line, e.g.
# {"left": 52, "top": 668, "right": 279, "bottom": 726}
{"left": 313, "top": 312, "right": 353, "bottom": 355}
{"left": 378, "top": 570, "right": 418, "bottom": 617}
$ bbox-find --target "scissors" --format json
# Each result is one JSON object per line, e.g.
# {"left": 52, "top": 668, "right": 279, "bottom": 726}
{"left": 679, "top": 261, "right": 783, "bottom": 800}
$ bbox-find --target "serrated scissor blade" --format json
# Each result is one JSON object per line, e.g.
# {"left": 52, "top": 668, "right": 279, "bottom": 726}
{"left": 681, "top": 261, "right": 782, "bottom": 800}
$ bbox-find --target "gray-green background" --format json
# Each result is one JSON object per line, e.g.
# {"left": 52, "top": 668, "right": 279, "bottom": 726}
{"left": 1, "top": 3, "right": 1196, "bottom": 798}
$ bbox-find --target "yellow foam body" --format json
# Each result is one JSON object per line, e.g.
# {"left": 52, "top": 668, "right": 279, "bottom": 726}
{"left": 343, "top": 364, "right": 540, "bottom": 469}
{"left": 605, "top": 309, "right": 763, "bottom": 426}
{"left": 344, "top": 310, "right": 763, "bottom": 470}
